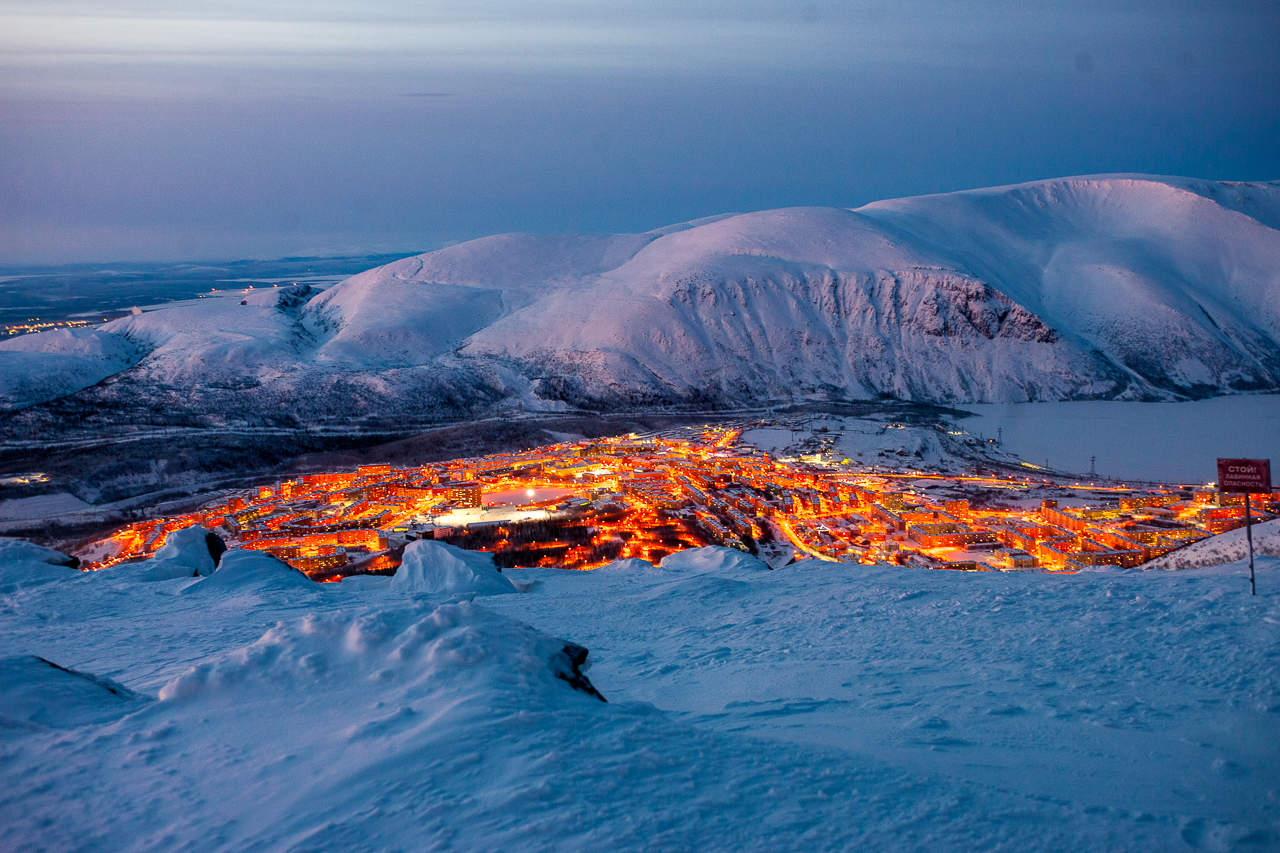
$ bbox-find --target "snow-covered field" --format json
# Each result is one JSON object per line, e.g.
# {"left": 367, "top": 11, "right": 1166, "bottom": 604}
{"left": 960, "top": 395, "right": 1280, "bottom": 482}
{"left": 0, "top": 491, "right": 93, "bottom": 522}
{"left": 2, "top": 536, "right": 1277, "bottom": 850}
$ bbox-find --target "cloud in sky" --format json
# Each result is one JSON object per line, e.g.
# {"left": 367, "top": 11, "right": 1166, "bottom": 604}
{"left": 1, "top": 1, "right": 1277, "bottom": 262}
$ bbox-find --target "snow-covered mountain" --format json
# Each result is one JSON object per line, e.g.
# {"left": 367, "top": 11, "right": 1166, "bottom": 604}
{"left": 4, "top": 175, "right": 1278, "bottom": 417}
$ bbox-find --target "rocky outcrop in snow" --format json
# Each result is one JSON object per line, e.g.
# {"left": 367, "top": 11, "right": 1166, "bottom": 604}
{"left": 4, "top": 175, "right": 1278, "bottom": 417}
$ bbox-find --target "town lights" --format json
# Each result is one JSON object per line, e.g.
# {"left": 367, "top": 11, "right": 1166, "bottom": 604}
{"left": 80, "top": 425, "right": 1262, "bottom": 576}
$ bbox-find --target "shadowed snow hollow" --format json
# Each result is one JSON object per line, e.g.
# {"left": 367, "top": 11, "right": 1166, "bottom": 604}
{"left": 0, "top": 656, "right": 143, "bottom": 729}
{"left": 390, "top": 539, "right": 517, "bottom": 597}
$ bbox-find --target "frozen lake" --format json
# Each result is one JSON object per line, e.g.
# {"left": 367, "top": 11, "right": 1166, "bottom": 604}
{"left": 957, "top": 395, "right": 1280, "bottom": 483}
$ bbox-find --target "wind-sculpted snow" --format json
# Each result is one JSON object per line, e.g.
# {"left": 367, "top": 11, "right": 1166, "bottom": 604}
{"left": 1147, "top": 518, "right": 1280, "bottom": 571}
{"left": 3, "top": 175, "right": 1279, "bottom": 419}
{"left": 0, "top": 542, "right": 1277, "bottom": 849}
{"left": 101, "top": 288, "right": 307, "bottom": 383}
{"left": 0, "top": 655, "right": 144, "bottom": 730}
{"left": 113, "top": 525, "right": 220, "bottom": 582}
{"left": 183, "top": 548, "right": 316, "bottom": 595}
{"left": 657, "top": 546, "right": 771, "bottom": 575}
{"left": 159, "top": 602, "right": 588, "bottom": 702}
{"left": 389, "top": 539, "right": 518, "bottom": 597}
{"left": 0, "top": 538, "right": 79, "bottom": 593}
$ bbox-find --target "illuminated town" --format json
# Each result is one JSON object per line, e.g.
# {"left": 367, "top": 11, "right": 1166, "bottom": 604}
{"left": 2, "top": 317, "right": 105, "bottom": 337}
{"left": 1, "top": 284, "right": 289, "bottom": 338}
{"left": 85, "top": 424, "right": 1278, "bottom": 580}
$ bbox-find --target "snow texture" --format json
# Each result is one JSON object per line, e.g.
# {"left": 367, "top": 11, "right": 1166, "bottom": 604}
{"left": 389, "top": 538, "right": 518, "bottom": 597}
{"left": 112, "top": 525, "right": 220, "bottom": 581}
{"left": 1, "top": 541, "right": 1277, "bottom": 850}
{"left": 0, "top": 537, "right": 79, "bottom": 593}
{"left": 183, "top": 548, "right": 316, "bottom": 596}
{"left": 1147, "top": 518, "right": 1280, "bottom": 571}
{"left": 4, "top": 176, "right": 1279, "bottom": 417}
{"left": 0, "top": 328, "right": 140, "bottom": 408}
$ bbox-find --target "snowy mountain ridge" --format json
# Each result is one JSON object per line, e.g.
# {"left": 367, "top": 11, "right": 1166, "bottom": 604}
{"left": 2, "top": 174, "right": 1278, "bottom": 417}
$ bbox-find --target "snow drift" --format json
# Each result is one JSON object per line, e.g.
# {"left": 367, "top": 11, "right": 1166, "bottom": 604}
{"left": 159, "top": 601, "right": 598, "bottom": 702}
{"left": 658, "top": 547, "right": 771, "bottom": 575}
{"left": 0, "top": 538, "right": 79, "bottom": 593}
{"left": 390, "top": 539, "right": 517, "bottom": 597}
{"left": 0, "top": 655, "right": 143, "bottom": 729}
{"left": 1147, "top": 518, "right": 1280, "bottom": 571}
{"left": 117, "top": 525, "right": 223, "bottom": 581}
{"left": 185, "top": 548, "right": 315, "bottom": 594}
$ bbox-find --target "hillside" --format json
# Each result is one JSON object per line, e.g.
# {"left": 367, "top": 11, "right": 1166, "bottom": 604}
{"left": 2, "top": 538, "right": 1276, "bottom": 848}
{"left": 2, "top": 175, "right": 1277, "bottom": 420}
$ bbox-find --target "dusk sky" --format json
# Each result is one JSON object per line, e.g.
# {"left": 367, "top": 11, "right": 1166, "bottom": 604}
{"left": 1, "top": 1, "right": 1277, "bottom": 264}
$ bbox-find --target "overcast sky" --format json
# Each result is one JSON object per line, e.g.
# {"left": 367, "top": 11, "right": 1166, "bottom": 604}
{"left": 1, "top": 1, "right": 1277, "bottom": 264}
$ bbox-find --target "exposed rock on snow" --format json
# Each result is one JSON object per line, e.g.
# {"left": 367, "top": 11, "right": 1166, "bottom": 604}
{"left": 118, "top": 525, "right": 223, "bottom": 581}
{"left": 555, "top": 642, "right": 606, "bottom": 702}
{"left": 4, "top": 175, "right": 1278, "bottom": 419}
{"left": 390, "top": 539, "right": 517, "bottom": 597}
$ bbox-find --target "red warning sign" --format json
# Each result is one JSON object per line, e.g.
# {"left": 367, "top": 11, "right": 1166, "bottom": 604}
{"left": 1216, "top": 458, "right": 1271, "bottom": 493}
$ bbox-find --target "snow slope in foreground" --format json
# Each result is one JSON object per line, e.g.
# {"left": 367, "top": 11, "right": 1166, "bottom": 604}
{"left": 1, "top": 538, "right": 1277, "bottom": 851}
{"left": 1147, "top": 518, "right": 1280, "bottom": 571}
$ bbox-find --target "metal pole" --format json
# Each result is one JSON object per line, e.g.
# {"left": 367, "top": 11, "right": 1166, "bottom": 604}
{"left": 1245, "top": 493, "right": 1256, "bottom": 596}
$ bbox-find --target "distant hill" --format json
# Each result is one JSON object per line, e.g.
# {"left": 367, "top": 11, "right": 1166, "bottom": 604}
{"left": 2, "top": 175, "right": 1278, "bottom": 419}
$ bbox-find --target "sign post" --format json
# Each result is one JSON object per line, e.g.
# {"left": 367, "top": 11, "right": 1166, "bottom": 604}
{"left": 1216, "top": 458, "right": 1271, "bottom": 595}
